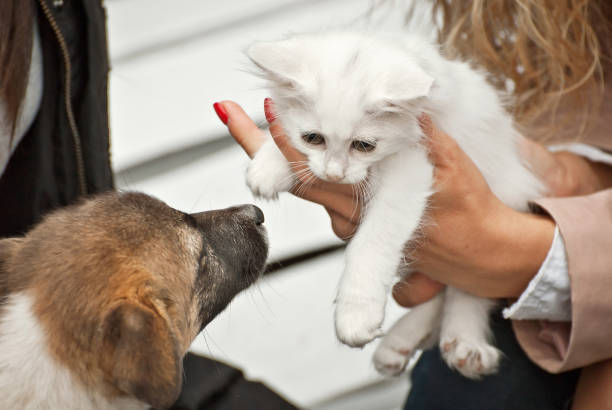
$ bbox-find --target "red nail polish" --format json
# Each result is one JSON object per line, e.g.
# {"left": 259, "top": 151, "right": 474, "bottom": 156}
{"left": 213, "top": 102, "right": 228, "bottom": 125}
{"left": 264, "top": 98, "right": 276, "bottom": 123}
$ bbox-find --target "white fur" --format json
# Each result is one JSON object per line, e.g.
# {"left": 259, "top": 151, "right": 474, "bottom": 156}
{"left": 246, "top": 31, "right": 544, "bottom": 378}
{"left": 247, "top": 137, "right": 294, "bottom": 199}
{"left": 0, "top": 293, "right": 146, "bottom": 410}
{"left": 373, "top": 292, "right": 443, "bottom": 376}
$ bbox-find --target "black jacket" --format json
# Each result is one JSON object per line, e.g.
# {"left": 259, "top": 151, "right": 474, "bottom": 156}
{"left": 0, "top": 0, "right": 114, "bottom": 237}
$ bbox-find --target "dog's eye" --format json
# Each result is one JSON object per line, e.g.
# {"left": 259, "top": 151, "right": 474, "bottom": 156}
{"left": 351, "top": 140, "right": 376, "bottom": 152}
{"left": 302, "top": 133, "right": 325, "bottom": 145}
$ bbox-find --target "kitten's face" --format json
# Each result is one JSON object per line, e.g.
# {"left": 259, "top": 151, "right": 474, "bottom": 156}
{"left": 248, "top": 31, "right": 434, "bottom": 185}
{"left": 280, "top": 101, "right": 415, "bottom": 184}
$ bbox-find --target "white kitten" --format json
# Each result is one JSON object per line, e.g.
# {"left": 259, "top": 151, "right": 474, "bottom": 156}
{"left": 245, "top": 31, "right": 544, "bottom": 379}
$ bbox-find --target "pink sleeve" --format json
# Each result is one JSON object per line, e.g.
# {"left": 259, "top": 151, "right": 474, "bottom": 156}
{"left": 512, "top": 188, "right": 612, "bottom": 373}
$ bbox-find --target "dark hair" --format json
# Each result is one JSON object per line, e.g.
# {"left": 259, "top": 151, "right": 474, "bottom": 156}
{"left": 0, "top": 0, "right": 34, "bottom": 140}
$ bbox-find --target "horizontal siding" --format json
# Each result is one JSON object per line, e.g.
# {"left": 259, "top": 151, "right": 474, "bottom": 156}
{"left": 105, "top": 1, "right": 413, "bottom": 407}
{"left": 107, "top": 0, "right": 372, "bottom": 171}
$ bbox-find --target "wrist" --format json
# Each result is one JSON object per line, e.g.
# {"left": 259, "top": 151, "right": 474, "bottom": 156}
{"left": 494, "top": 206, "right": 556, "bottom": 298}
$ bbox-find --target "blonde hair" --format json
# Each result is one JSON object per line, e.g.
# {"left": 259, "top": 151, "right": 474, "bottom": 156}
{"left": 408, "top": 0, "right": 611, "bottom": 142}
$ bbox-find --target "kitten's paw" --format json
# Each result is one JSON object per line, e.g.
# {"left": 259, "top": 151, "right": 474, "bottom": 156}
{"left": 246, "top": 157, "right": 293, "bottom": 200}
{"left": 373, "top": 326, "right": 433, "bottom": 376}
{"left": 373, "top": 344, "right": 412, "bottom": 376}
{"left": 440, "top": 336, "right": 501, "bottom": 379}
{"left": 335, "top": 301, "right": 384, "bottom": 348}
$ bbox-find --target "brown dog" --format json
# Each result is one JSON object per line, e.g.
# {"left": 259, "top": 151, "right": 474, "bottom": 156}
{"left": 0, "top": 192, "right": 268, "bottom": 410}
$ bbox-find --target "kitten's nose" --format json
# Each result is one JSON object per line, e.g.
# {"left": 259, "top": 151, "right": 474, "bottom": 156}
{"left": 326, "top": 173, "right": 343, "bottom": 182}
{"left": 325, "top": 162, "right": 344, "bottom": 182}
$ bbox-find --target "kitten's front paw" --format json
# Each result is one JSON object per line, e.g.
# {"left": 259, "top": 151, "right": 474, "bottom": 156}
{"left": 440, "top": 336, "right": 501, "bottom": 379}
{"left": 373, "top": 344, "right": 411, "bottom": 376}
{"left": 246, "top": 155, "right": 293, "bottom": 200}
{"left": 335, "top": 301, "right": 384, "bottom": 348}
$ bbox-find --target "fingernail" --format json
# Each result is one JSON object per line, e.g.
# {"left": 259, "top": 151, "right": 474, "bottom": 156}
{"left": 213, "top": 102, "right": 228, "bottom": 125}
{"left": 264, "top": 97, "right": 276, "bottom": 123}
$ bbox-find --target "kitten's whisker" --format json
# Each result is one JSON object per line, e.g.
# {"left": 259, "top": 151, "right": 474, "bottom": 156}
{"left": 293, "top": 169, "right": 315, "bottom": 197}
{"left": 298, "top": 172, "right": 318, "bottom": 197}
{"left": 277, "top": 173, "right": 298, "bottom": 187}
{"left": 291, "top": 164, "right": 311, "bottom": 177}
{"left": 292, "top": 167, "right": 312, "bottom": 177}
{"left": 292, "top": 168, "right": 314, "bottom": 187}
{"left": 349, "top": 183, "right": 362, "bottom": 222}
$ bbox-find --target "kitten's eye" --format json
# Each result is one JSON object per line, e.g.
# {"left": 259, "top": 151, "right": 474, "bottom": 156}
{"left": 351, "top": 140, "right": 376, "bottom": 152}
{"left": 302, "top": 133, "right": 325, "bottom": 145}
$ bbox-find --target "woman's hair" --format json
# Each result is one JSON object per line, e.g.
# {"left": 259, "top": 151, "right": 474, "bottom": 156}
{"left": 408, "top": 0, "right": 612, "bottom": 142}
{"left": 0, "top": 0, "right": 34, "bottom": 140}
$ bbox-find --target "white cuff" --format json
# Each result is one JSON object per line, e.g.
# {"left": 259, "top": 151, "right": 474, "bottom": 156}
{"left": 503, "top": 226, "right": 572, "bottom": 321}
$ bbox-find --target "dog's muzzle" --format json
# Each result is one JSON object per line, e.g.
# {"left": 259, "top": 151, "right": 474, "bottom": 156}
{"left": 189, "top": 204, "right": 268, "bottom": 278}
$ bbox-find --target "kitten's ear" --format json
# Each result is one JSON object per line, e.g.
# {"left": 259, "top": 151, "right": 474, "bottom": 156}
{"left": 247, "top": 40, "right": 302, "bottom": 84}
{"left": 377, "top": 65, "right": 434, "bottom": 106}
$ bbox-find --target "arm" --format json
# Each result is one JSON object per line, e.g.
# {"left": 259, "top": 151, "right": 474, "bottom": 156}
{"left": 513, "top": 189, "right": 612, "bottom": 372}
{"left": 502, "top": 226, "right": 572, "bottom": 321}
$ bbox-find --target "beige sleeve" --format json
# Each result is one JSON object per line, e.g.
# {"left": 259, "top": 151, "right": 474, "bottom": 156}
{"left": 512, "top": 188, "right": 612, "bottom": 373}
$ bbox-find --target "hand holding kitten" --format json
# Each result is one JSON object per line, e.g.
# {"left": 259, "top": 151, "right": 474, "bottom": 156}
{"left": 217, "top": 99, "right": 362, "bottom": 238}
{"left": 215, "top": 99, "right": 553, "bottom": 301}
{"left": 218, "top": 97, "right": 612, "bottom": 309}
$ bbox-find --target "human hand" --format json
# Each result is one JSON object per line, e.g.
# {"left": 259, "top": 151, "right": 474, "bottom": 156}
{"left": 214, "top": 99, "right": 363, "bottom": 239}
{"left": 393, "top": 116, "right": 556, "bottom": 301}
{"left": 394, "top": 124, "right": 612, "bottom": 306}
{"left": 520, "top": 137, "right": 612, "bottom": 197}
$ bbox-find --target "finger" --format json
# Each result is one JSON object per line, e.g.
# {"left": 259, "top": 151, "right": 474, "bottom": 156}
{"left": 294, "top": 185, "right": 361, "bottom": 223}
{"left": 518, "top": 135, "right": 557, "bottom": 178}
{"left": 392, "top": 273, "right": 445, "bottom": 307}
{"left": 517, "top": 135, "right": 566, "bottom": 196}
{"left": 264, "top": 98, "right": 356, "bottom": 196}
{"left": 217, "top": 100, "right": 266, "bottom": 158}
{"left": 326, "top": 208, "right": 358, "bottom": 240}
{"left": 419, "top": 114, "right": 460, "bottom": 167}
{"left": 264, "top": 98, "right": 306, "bottom": 163}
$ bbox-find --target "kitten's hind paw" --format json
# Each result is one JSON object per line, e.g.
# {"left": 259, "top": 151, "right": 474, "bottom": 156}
{"left": 440, "top": 337, "right": 501, "bottom": 379}
{"left": 335, "top": 301, "right": 384, "bottom": 348}
{"left": 373, "top": 344, "right": 411, "bottom": 376}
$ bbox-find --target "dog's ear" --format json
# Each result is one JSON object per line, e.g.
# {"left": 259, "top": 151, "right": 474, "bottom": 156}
{"left": 0, "top": 238, "right": 22, "bottom": 272}
{"left": 103, "top": 300, "right": 182, "bottom": 409}
{"left": 0, "top": 239, "right": 21, "bottom": 298}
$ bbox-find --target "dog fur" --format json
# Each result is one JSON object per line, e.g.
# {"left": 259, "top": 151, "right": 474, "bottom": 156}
{"left": 0, "top": 192, "right": 268, "bottom": 410}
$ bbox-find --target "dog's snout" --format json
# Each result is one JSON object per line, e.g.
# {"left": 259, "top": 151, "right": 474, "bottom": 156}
{"left": 237, "top": 204, "right": 264, "bottom": 225}
{"left": 189, "top": 204, "right": 265, "bottom": 228}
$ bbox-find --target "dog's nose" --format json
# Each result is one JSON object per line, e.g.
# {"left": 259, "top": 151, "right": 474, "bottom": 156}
{"left": 237, "top": 204, "right": 264, "bottom": 225}
{"left": 189, "top": 205, "right": 264, "bottom": 227}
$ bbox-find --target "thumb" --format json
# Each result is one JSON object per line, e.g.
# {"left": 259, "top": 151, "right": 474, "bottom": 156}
{"left": 419, "top": 114, "right": 462, "bottom": 167}
{"left": 392, "top": 272, "right": 445, "bottom": 307}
